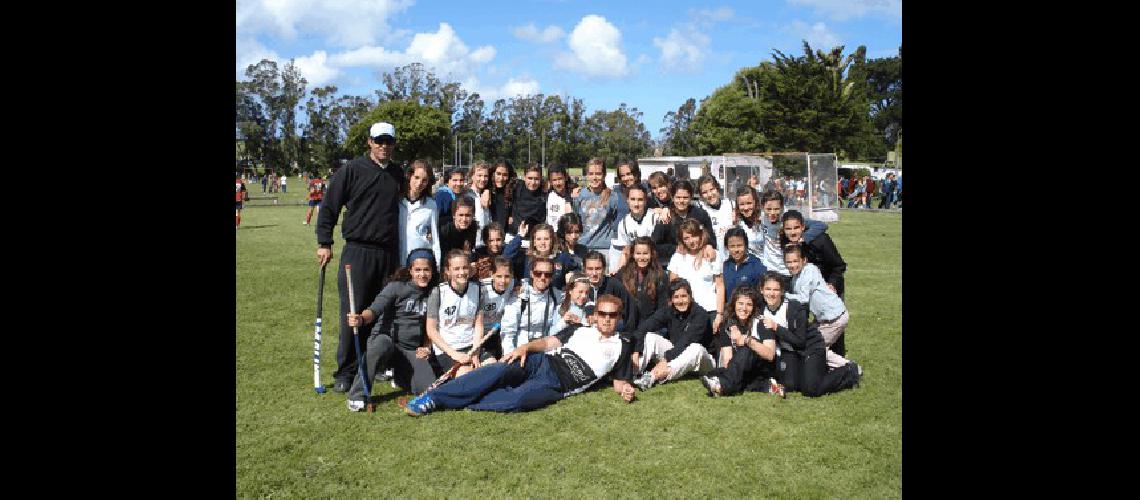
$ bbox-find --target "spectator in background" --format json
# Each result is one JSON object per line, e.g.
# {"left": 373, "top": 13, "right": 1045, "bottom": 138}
{"left": 864, "top": 177, "right": 877, "bottom": 209}
{"left": 236, "top": 175, "right": 249, "bottom": 229}
{"left": 261, "top": 170, "right": 269, "bottom": 193}
{"left": 304, "top": 175, "right": 325, "bottom": 225}
{"left": 281, "top": 174, "right": 287, "bottom": 193}
{"left": 879, "top": 173, "right": 898, "bottom": 209}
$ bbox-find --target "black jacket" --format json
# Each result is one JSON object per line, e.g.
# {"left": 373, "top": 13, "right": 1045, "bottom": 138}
{"left": 316, "top": 156, "right": 403, "bottom": 247}
{"left": 614, "top": 270, "right": 670, "bottom": 333}
{"left": 632, "top": 303, "right": 712, "bottom": 362}
{"left": 490, "top": 186, "right": 511, "bottom": 228}
{"left": 770, "top": 300, "right": 825, "bottom": 355}
{"left": 440, "top": 221, "right": 477, "bottom": 257}
{"left": 509, "top": 183, "right": 547, "bottom": 234}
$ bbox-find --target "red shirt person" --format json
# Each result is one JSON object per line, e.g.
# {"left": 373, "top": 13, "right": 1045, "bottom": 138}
{"left": 305, "top": 176, "right": 325, "bottom": 225}
{"left": 236, "top": 177, "right": 249, "bottom": 228}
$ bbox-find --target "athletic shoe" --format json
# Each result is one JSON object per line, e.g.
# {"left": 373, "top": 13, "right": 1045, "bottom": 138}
{"left": 404, "top": 394, "right": 436, "bottom": 417}
{"left": 346, "top": 399, "right": 366, "bottom": 412}
{"left": 375, "top": 368, "right": 394, "bottom": 381}
{"left": 851, "top": 362, "right": 863, "bottom": 387}
{"left": 633, "top": 371, "right": 656, "bottom": 391}
{"left": 768, "top": 378, "right": 786, "bottom": 399}
{"left": 700, "top": 375, "right": 722, "bottom": 398}
{"left": 333, "top": 379, "right": 351, "bottom": 393}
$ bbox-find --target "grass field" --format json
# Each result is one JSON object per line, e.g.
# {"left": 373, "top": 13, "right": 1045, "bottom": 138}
{"left": 236, "top": 198, "right": 901, "bottom": 497}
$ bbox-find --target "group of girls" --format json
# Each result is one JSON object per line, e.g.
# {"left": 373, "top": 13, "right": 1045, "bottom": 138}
{"left": 342, "top": 158, "right": 862, "bottom": 411}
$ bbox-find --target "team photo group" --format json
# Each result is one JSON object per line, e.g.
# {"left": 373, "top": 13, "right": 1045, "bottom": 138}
{"left": 312, "top": 121, "right": 862, "bottom": 417}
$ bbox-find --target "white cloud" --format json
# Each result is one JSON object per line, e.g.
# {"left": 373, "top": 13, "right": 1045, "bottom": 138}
{"left": 403, "top": 23, "right": 496, "bottom": 78}
{"left": 464, "top": 76, "right": 542, "bottom": 101}
{"left": 293, "top": 51, "right": 341, "bottom": 87}
{"left": 789, "top": 21, "right": 842, "bottom": 49}
{"left": 654, "top": 28, "right": 709, "bottom": 73}
{"left": 470, "top": 46, "right": 496, "bottom": 64}
{"left": 329, "top": 46, "right": 406, "bottom": 67}
{"left": 236, "top": 37, "right": 280, "bottom": 78}
{"left": 321, "top": 23, "right": 494, "bottom": 81}
{"left": 695, "top": 7, "right": 734, "bottom": 24}
{"left": 513, "top": 23, "right": 565, "bottom": 43}
{"left": 554, "top": 15, "right": 629, "bottom": 77}
{"left": 235, "top": 0, "right": 415, "bottom": 47}
{"left": 788, "top": 0, "right": 901, "bottom": 21}
{"left": 500, "top": 77, "right": 541, "bottom": 98}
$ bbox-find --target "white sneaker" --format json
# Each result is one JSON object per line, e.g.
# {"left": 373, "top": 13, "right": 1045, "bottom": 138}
{"left": 701, "top": 375, "right": 722, "bottom": 397}
{"left": 633, "top": 371, "right": 656, "bottom": 391}
{"left": 346, "top": 399, "right": 366, "bottom": 412}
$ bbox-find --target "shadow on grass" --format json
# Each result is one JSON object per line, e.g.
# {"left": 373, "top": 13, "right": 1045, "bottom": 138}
{"left": 237, "top": 224, "right": 278, "bottom": 230}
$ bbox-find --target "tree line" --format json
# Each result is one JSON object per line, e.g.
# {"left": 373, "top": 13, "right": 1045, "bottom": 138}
{"left": 236, "top": 41, "right": 900, "bottom": 176}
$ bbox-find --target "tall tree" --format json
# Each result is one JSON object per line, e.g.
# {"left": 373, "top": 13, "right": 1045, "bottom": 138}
{"left": 864, "top": 48, "right": 902, "bottom": 151}
{"left": 660, "top": 98, "right": 698, "bottom": 156}
{"left": 346, "top": 99, "right": 450, "bottom": 164}
{"left": 279, "top": 60, "right": 308, "bottom": 174}
{"left": 302, "top": 85, "right": 341, "bottom": 175}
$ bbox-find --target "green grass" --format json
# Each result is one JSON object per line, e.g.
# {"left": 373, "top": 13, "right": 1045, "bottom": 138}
{"left": 237, "top": 207, "right": 901, "bottom": 498}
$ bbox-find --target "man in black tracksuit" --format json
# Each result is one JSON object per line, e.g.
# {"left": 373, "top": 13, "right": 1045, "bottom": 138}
{"left": 316, "top": 122, "right": 404, "bottom": 393}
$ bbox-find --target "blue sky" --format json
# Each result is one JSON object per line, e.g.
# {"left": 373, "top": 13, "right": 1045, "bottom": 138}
{"left": 236, "top": 0, "right": 901, "bottom": 140}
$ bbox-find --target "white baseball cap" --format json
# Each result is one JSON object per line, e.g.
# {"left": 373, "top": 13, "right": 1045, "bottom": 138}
{"left": 369, "top": 122, "right": 397, "bottom": 139}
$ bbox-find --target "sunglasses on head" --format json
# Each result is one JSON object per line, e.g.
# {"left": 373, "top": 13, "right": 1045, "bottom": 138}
{"left": 371, "top": 136, "right": 396, "bottom": 145}
{"left": 595, "top": 310, "right": 621, "bottom": 318}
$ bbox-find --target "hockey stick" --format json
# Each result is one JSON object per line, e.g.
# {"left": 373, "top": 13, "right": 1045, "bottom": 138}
{"left": 345, "top": 264, "right": 375, "bottom": 412}
{"left": 398, "top": 327, "right": 498, "bottom": 408}
{"left": 313, "top": 262, "right": 328, "bottom": 394}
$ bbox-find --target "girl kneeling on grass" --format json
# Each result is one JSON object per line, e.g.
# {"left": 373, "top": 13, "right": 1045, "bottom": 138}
{"left": 344, "top": 248, "right": 441, "bottom": 411}
{"left": 783, "top": 244, "right": 853, "bottom": 370}
{"left": 426, "top": 250, "right": 486, "bottom": 379}
{"left": 701, "top": 285, "right": 782, "bottom": 397}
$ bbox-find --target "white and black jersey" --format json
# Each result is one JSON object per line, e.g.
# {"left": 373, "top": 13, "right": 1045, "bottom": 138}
{"left": 699, "top": 198, "right": 736, "bottom": 249}
{"left": 546, "top": 190, "right": 572, "bottom": 228}
{"left": 546, "top": 326, "right": 634, "bottom": 396}
{"left": 479, "top": 277, "right": 514, "bottom": 327}
{"left": 613, "top": 210, "right": 659, "bottom": 248}
{"left": 426, "top": 280, "right": 483, "bottom": 355}
{"left": 737, "top": 218, "right": 766, "bottom": 260}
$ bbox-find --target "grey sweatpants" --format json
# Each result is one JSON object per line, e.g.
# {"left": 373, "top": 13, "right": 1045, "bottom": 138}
{"left": 349, "top": 333, "right": 440, "bottom": 401}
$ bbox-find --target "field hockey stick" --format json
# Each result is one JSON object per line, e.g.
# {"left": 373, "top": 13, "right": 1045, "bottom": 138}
{"left": 419, "top": 331, "right": 494, "bottom": 396}
{"left": 313, "top": 262, "right": 328, "bottom": 394}
{"left": 345, "top": 265, "right": 375, "bottom": 412}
